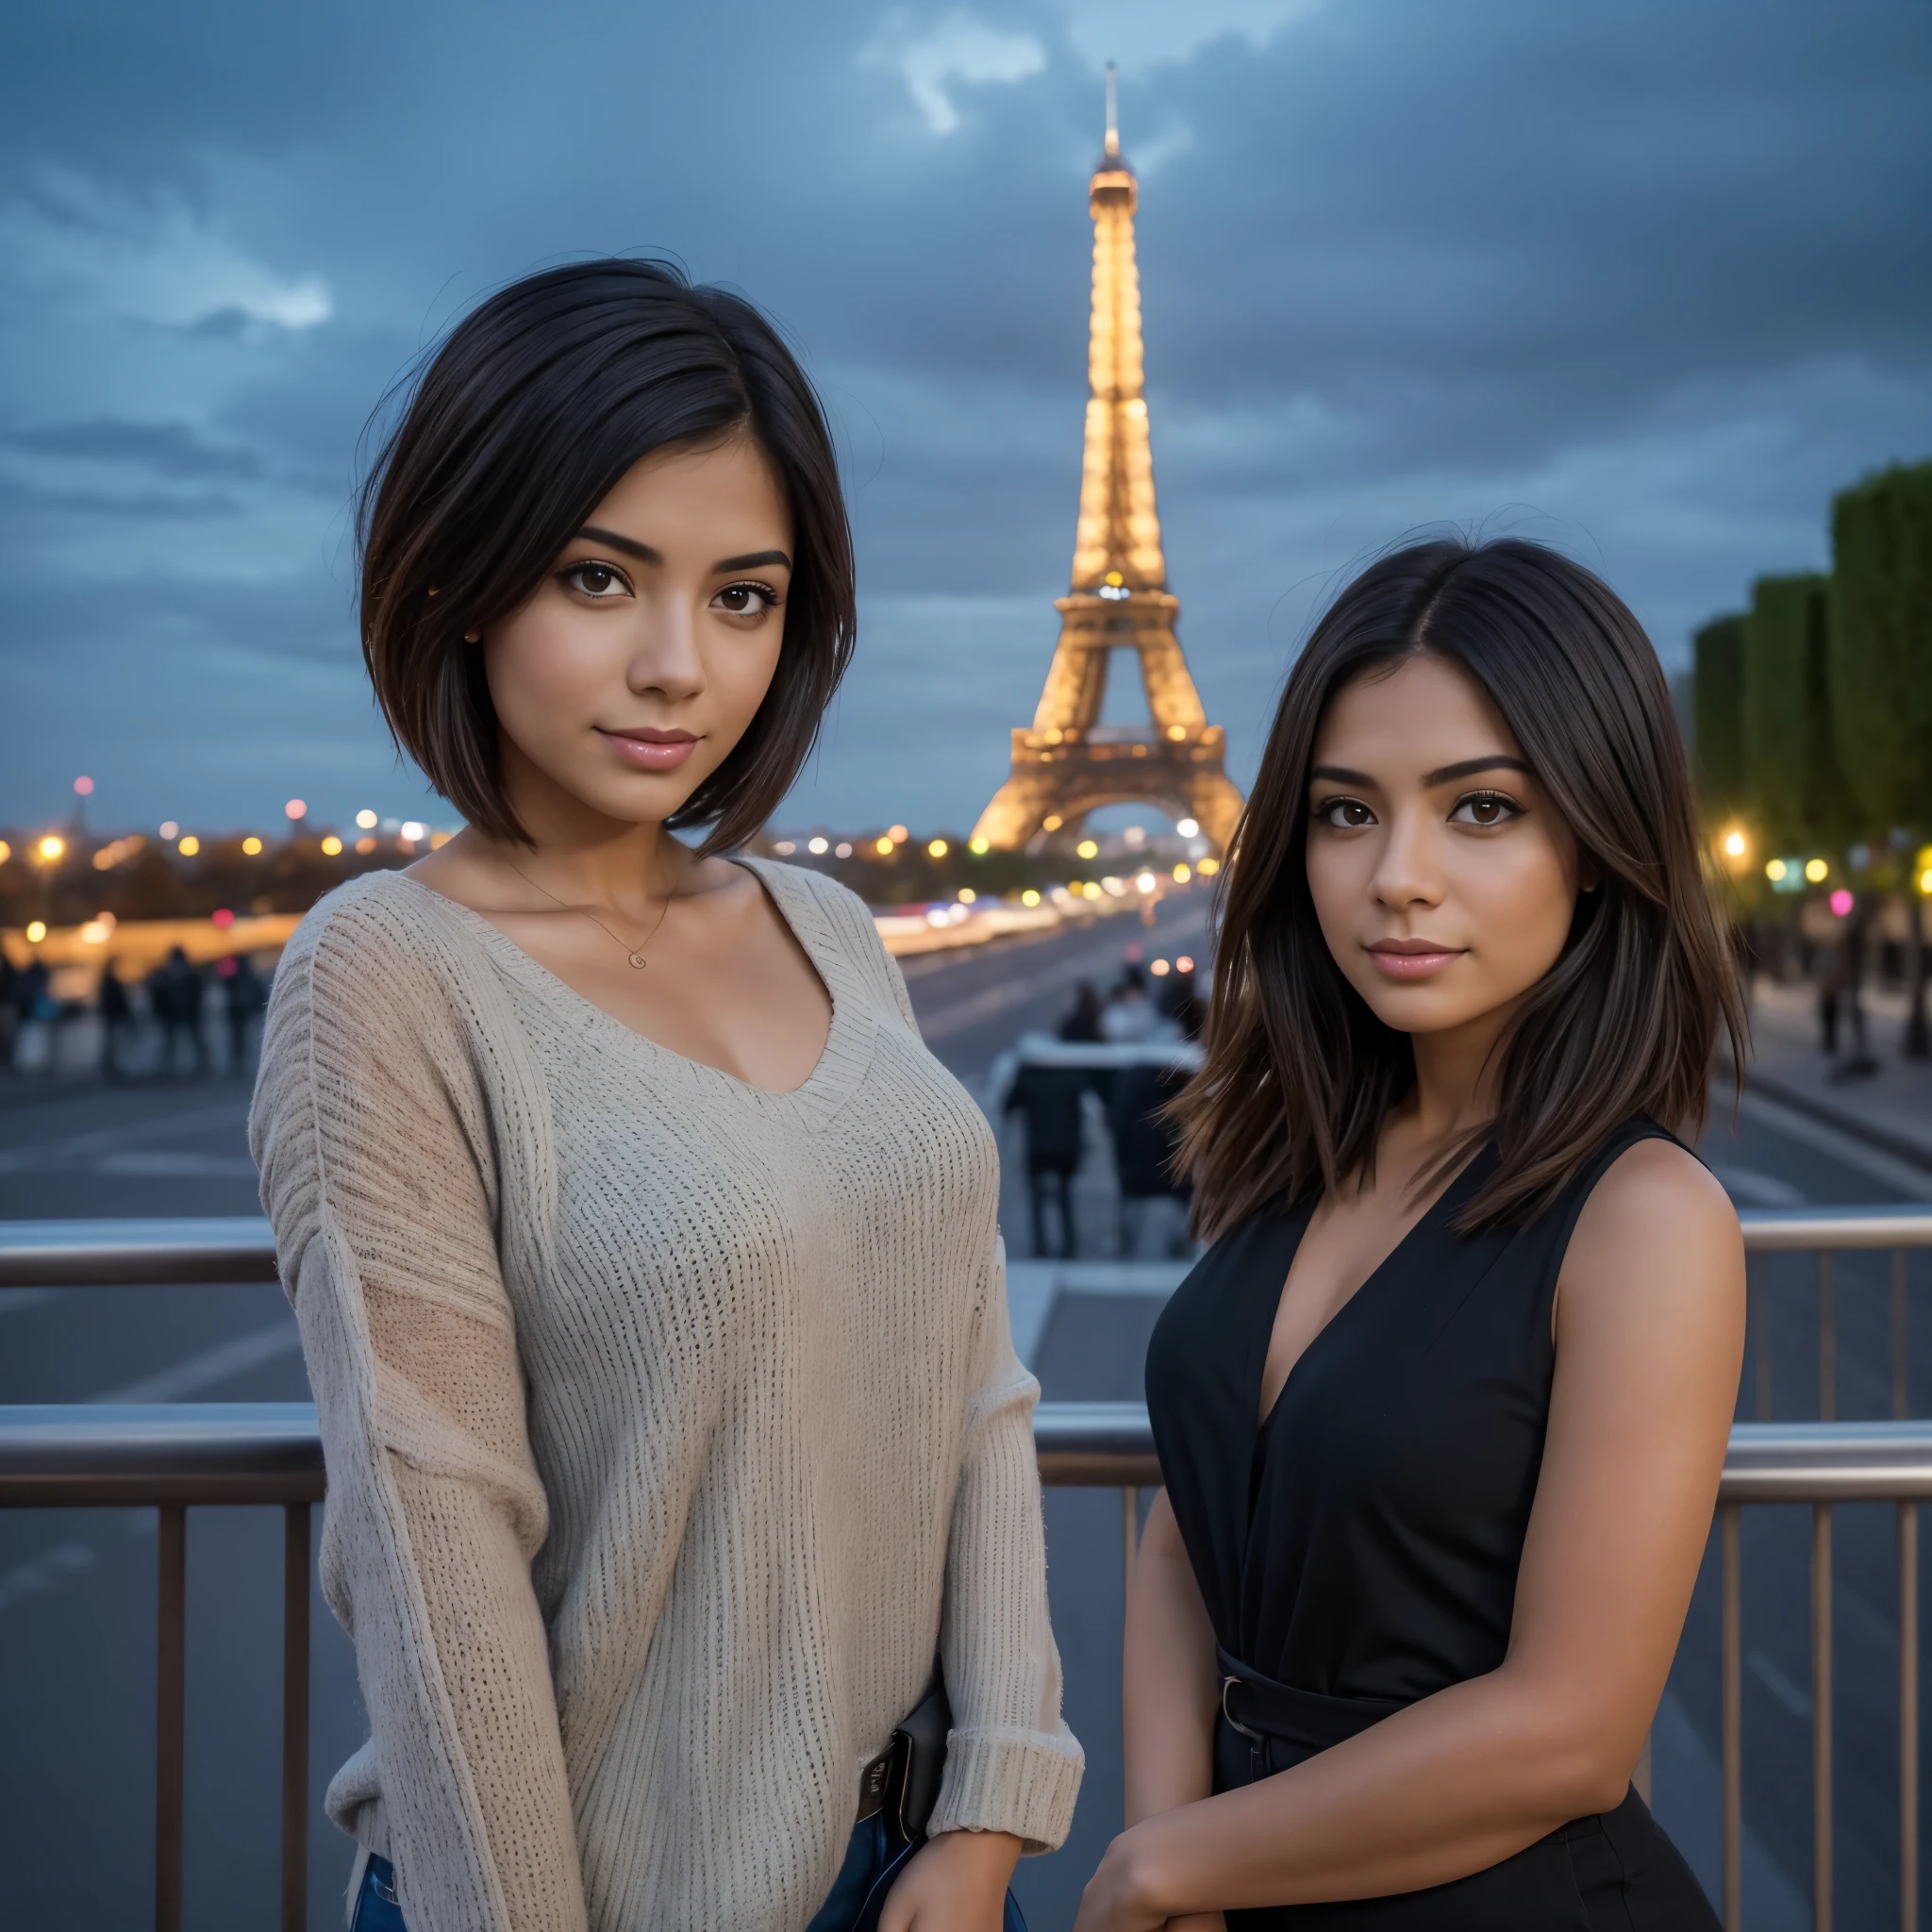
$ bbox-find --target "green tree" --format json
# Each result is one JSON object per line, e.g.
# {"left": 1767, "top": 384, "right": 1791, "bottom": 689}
{"left": 1830, "top": 459, "right": 1932, "bottom": 1054}
{"left": 1691, "top": 613, "right": 1746, "bottom": 814}
{"left": 1741, "top": 573, "right": 1855, "bottom": 850}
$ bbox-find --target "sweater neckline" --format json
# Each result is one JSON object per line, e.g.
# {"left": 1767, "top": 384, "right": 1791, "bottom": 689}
{"left": 380, "top": 859, "right": 875, "bottom": 1113}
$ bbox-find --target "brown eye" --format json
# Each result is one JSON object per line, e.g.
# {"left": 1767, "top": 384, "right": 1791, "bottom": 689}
{"left": 1317, "top": 797, "right": 1376, "bottom": 828}
{"left": 561, "top": 562, "right": 630, "bottom": 599}
{"left": 1451, "top": 791, "right": 1522, "bottom": 826}
{"left": 713, "top": 582, "right": 778, "bottom": 617}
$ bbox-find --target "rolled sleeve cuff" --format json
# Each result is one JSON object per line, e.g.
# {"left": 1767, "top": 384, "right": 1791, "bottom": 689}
{"left": 928, "top": 1725, "right": 1085, "bottom": 1856}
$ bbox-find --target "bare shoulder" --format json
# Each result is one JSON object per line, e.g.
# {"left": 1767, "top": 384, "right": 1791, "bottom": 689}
{"left": 1559, "top": 1136, "right": 1743, "bottom": 1333}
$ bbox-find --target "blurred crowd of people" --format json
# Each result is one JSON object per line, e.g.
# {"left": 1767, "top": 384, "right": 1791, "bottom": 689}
{"left": 1003, "top": 964, "right": 1204, "bottom": 1261}
{"left": 0, "top": 947, "right": 270, "bottom": 1081}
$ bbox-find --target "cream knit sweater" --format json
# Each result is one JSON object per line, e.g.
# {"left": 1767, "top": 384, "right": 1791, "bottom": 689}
{"left": 249, "top": 860, "right": 1082, "bottom": 1932}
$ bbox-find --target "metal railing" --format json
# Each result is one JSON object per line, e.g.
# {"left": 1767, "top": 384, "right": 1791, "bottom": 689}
{"left": 6, "top": 1208, "right": 1932, "bottom": 1932}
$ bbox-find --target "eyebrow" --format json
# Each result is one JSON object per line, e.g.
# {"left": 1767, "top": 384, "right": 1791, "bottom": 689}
{"left": 1309, "top": 755, "right": 1529, "bottom": 789}
{"left": 574, "top": 528, "right": 792, "bottom": 575}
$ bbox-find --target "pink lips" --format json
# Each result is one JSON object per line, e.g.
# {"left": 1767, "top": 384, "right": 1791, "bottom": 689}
{"left": 599, "top": 726, "right": 699, "bottom": 773}
{"left": 1365, "top": 939, "right": 1465, "bottom": 980}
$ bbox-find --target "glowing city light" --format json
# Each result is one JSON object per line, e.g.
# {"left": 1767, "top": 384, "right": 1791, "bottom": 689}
{"left": 1041, "top": 815, "right": 1063, "bottom": 833}
{"left": 212, "top": 908, "right": 236, "bottom": 929}
{"left": 321, "top": 835, "right": 344, "bottom": 857}
{"left": 1765, "top": 859, "right": 1788, "bottom": 882}
{"left": 874, "top": 837, "right": 894, "bottom": 856}
{"left": 80, "top": 918, "right": 112, "bottom": 944}
{"left": 927, "top": 839, "right": 949, "bottom": 858}
{"left": 956, "top": 888, "right": 976, "bottom": 905}
{"left": 1176, "top": 956, "right": 1195, "bottom": 973}
{"left": 1021, "top": 890, "right": 1041, "bottom": 907}
{"left": 1197, "top": 857, "right": 1220, "bottom": 875}
{"left": 430, "top": 831, "right": 452, "bottom": 849}
{"left": 1921, "top": 870, "right": 1932, "bottom": 894}
{"left": 1829, "top": 889, "right": 1854, "bottom": 918}
{"left": 835, "top": 843, "right": 852, "bottom": 858}
{"left": 0, "top": 841, "right": 8, "bottom": 864}
{"left": 969, "top": 837, "right": 991, "bottom": 855}
{"left": 177, "top": 835, "right": 201, "bottom": 857}
{"left": 36, "top": 835, "right": 64, "bottom": 862}
{"left": 1805, "top": 858, "right": 1829, "bottom": 884}
{"left": 356, "top": 808, "right": 378, "bottom": 830}
{"left": 808, "top": 836, "right": 829, "bottom": 855}
{"left": 1722, "top": 829, "right": 1747, "bottom": 858}
{"left": 73, "top": 775, "right": 93, "bottom": 796}
{"left": 1076, "top": 839, "right": 1099, "bottom": 859}
{"left": 242, "top": 837, "right": 263, "bottom": 856}
{"left": 774, "top": 841, "right": 796, "bottom": 855}
{"left": 1150, "top": 958, "right": 1171, "bottom": 976}
{"left": 1173, "top": 863, "right": 1191, "bottom": 883}
{"left": 1081, "top": 882, "right": 1102, "bottom": 900}
{"left": 286, "top": 799, "right": 308, "bottom": 821}
{"left": 25, "top": 921, "right": 47, "bottom": 942}
{"left": 888, "top": 824, "right": 908, "bottom": 842}
{"left": 400, "top": 821, "right": 426, "bottom": 842}
{"left": 159, "top": 821, "right": 179, "bottom": 840}
{"left": 1135, "top": 870, "right": 1157, "bottom": 892}
{"left": 356, "top": 836, "right": 377, "bottom": 856}
{"left": 1166, "top": 724, "right": 1187, "bottom": 741}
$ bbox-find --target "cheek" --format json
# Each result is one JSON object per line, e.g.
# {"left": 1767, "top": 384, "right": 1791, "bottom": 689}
{"left": 707, "top": 623, "right": 786, "bottom": 721}
{"left": 1467, "top": 840, "right": 1576, "bottom": 972}
{"left": 485, "top": 612, "right": 603, "bottom": 739}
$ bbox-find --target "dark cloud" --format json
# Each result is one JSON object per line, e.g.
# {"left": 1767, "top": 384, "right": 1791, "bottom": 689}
{"left": 0, "top": 0, "right": 1927, "bottom": 831}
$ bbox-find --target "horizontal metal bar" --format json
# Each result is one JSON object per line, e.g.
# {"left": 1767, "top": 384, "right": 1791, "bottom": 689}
{"left": 0, "top": 1403, "right": 324, "bottom": 1506}
{"left": 11, "top": 1406, "right": 1932, "bottom": 1505}
{"left": 1735, "top": 1207, "right": 1932, "bottom": 1252}
{"left": 0, "top": 1217, "right": 279, "bottom": 1288}
{"left": 1, "top": 1205, "right": 1929, "bottom": 1293}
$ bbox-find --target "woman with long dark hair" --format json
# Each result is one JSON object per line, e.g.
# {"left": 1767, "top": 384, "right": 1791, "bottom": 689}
{"left": 251, "top": 260, "right": 1080, "bottom": 1932}
{"left": 1075, "top": 538, "right": 1745, "bottom": 1928}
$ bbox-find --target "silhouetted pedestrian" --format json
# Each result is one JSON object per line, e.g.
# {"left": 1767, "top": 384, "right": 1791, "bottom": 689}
{"left": 1005, "top": 1059, "right": 1091, "bottom": 1258}
{"left": 1100, "top": 965, "right": 1154, "bottom": 1042}
{"left": 150, "top": 946, "right": 208, "bottom": 1077}
{"left": 1057, "top": 981, "right": 1103, "bottom": 1042}
{"left": 222, "top": 954, "right": 269, "bottom": 1075}
{"left": 97, "top": 958, "right": 135, "bottom": 1080}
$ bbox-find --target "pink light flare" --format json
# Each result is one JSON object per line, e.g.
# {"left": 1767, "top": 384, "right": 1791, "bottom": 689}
{"left": 73, "top": 775, "right": 93, "bottom": 796}
{"left": 285, "top": 798, "right": 308, "bottom": 821}
{"left": 211, "top": 908, "right": 236, "bottom": 930}
{"left": 1829, "top": 889, "right": 1854, "bottom": 918}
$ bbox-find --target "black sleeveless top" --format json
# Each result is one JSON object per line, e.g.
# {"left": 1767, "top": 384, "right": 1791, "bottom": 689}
{"left": 1144, "top": 1119, "right": 1717, "bottom": 1928}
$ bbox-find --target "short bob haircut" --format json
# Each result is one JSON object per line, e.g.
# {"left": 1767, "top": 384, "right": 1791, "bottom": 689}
{"left": 357, "top": 258, "right": 856, "bottom": 854}
{"left": 1174, "top": 537, "right": 1747, "bottom": 1237}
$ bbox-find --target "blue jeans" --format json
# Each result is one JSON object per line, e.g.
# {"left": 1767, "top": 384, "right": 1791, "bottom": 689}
{"left": 352, "top": 1826, "right": 1026, "bottom": 1931}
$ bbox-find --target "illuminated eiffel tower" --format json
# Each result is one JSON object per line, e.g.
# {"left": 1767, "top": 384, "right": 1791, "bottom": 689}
{"left": 972, "top": 69, "right": 1244, "bottom": 855}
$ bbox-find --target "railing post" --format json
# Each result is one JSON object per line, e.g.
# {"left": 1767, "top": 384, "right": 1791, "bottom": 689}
{"left": 282, "top": 1502, "right": 310, "bottom": 1932}
{"left": 1820, "top": 1253, "right": 1837, "bottom": 1424}
{"left": 156, "top": 1503, "right": 187, "bottom": 1932}
{"left": 1814, "top": 1502, "right": 1834, "bottom": 1932}
{"left": 1894, "top": 1249, "right": 1911, "bottom": 1423}
{"left": 1723, "top": 1505, "right": 1741, "bottom": 1932}
{"left": 1902, "top": 1501, "right": 1919, "bottom": 1932}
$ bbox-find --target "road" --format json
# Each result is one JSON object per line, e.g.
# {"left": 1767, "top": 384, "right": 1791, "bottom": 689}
{"left": 0, "top": 891, "right": 1926, "bottom": 1928}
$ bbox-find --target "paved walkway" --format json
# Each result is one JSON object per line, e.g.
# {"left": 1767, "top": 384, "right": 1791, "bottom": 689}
{"left": 1741, "top": 977, "right": 1932, "bottom": 1172}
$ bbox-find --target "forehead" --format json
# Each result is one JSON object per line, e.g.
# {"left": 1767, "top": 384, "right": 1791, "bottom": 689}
{"left": 587, "top": 435, "right": 790, "bottom": 532}
{"left": 1311, "top": 652, "right": 1521, "bottom": 774}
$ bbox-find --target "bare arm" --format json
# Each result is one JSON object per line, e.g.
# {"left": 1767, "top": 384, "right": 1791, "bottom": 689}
{"left": 1075, "top": 1140, "right": 1744, "bottom": 1928}
{"left": 1124, "top": 1491, "right": 1220, "bottom": 1826}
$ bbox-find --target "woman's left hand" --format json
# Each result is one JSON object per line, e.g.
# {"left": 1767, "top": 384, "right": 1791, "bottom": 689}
{"left": 880, "top": 1829, "right": 1024, "bottom": 1931}
{"left": 1070, "top": 1827, "right": 1172, "bottom": 1932}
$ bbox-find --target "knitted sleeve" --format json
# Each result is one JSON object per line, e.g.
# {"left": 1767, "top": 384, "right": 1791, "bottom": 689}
{"left": 927, "top": 1237, "right": 1086, "bottom": 1853}
{"left": 250, "top": 892, "right": 586, "bottom": 1932}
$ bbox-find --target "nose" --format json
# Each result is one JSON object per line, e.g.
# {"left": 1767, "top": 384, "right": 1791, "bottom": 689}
{"left": 626, "top": 594, "right": 706, "bottom": 703}
{"left": 1369, "top": 808, "right": 1444, "bottom": 913}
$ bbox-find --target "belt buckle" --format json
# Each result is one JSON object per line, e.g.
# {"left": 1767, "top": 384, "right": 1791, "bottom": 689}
{"left": 1221, "top": 1674, "right": 1262, "bottom": 1743}
{"left": 856, "top": 1734, "right": 904, "bottom": 1825}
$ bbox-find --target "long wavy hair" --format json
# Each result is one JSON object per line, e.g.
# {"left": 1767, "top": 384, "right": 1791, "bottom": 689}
{"left": 1174, "top": 538, "right": 1747, "bottom": 1237}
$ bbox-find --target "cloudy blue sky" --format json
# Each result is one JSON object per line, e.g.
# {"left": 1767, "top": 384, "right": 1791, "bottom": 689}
{"left": 1, "top": 0, "right": 1927, "bottom": 839}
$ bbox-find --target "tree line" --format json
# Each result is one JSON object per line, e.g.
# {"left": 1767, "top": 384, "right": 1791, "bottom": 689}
{"left": 1693, "top": 458, "right": 1932, "bottom": 865}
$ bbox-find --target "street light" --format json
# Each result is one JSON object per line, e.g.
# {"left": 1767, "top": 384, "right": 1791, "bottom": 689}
{"left": 36, "top": 835, "right": 64, "bottom": 863}
{"left": 1805, "top": 858, "right": 1829, "bottom": 884}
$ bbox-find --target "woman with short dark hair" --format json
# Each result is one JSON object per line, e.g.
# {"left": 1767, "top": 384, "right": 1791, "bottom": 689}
{"left": 251, "top": 259, "right": 1080, "bottom": 1932}
{"left": 1077, "top": 539, "right": 1744, "bottom": 1929}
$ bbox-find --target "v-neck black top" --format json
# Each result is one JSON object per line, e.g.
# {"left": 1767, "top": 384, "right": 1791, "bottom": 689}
{"left": 1146, "top": 1118, "right": 1670, "bottom": 1707}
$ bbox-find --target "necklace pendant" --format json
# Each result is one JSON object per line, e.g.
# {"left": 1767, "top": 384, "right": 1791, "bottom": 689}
{"left": 627, "top": 952, "right": 649, "bottom": 970}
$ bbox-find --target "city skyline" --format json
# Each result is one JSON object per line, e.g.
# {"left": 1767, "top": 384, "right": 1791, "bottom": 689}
{"left": 1, "top": 0, "right": 1928, "bottom": 837}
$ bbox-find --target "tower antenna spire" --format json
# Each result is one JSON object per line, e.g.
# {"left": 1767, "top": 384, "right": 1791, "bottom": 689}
{"left": 1104, "top": 61, "right": 1119, "bottom": 158}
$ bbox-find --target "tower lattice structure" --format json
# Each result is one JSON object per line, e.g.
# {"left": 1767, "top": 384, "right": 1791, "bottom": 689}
{"left": 972, "top": 76, "right": 1244, "bottom": 855}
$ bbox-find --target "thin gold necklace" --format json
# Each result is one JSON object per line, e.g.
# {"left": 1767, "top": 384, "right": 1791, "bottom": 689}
{"left": 500, "top": 855, "right": 673, "bottom": 970}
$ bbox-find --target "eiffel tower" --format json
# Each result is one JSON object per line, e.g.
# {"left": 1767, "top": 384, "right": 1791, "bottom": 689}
{"left": 971, "top": 70, "right": 1244, "bottom": 855}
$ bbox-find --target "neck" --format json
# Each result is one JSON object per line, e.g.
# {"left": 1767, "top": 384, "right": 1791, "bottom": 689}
{"left": 1402, "top": 998, "right": 1519, "bottom": 1146}
{"left": 479, "top": 745, "right": 693, "bottom": 913}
